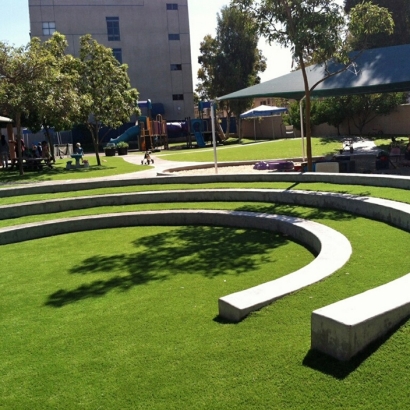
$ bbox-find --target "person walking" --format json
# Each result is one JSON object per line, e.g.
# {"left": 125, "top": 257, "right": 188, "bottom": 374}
{"left": 0, "top": 134, "right": 10, "bottom": 169}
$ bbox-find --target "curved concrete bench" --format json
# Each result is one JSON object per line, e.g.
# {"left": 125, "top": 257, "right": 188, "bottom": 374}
{"left": 311, "top": 273, "right": 410, "bottom": 361}
{"left": 0, "top": 210, "right": 351, "bottom": 322}
{"left": 0, "top": 171, "right": 409, "bottom": 197}
{"left": 1, "top": 189, "right": 410, "bottom": 233}
{"left": 2, "top": 186, "right": 409, "bottom": 357}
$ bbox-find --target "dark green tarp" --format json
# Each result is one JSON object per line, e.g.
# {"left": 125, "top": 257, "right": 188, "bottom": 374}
{"left": 218, "top": 44, "right": 410, "bottom": 101}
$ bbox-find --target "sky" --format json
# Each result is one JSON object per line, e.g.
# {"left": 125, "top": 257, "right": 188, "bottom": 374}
{"left": 0, "top": 0, "right": 342, "bottom": 86}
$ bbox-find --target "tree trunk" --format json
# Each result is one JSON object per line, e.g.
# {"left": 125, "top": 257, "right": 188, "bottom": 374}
{"left": 237, "top": 118, "right": 242, "bottom": 142}
{"left": 225, "top": 113, "right": 231, "bottom": 137}
{"left": 90, "top": 124, "right": 101, "bottom": 166}
{"left": 44, "top": 126, "right": 56, "bottom": 162}
{"left": 16, "top": 113, "right": 24, "bottom": 176}
{"left": 299, "top": 59, "right": 313, "bottom": 171}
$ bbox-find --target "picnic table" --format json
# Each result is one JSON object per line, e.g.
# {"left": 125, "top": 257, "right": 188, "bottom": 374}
{"left": 22, "top": 158, "right": 52, "bottom": 171}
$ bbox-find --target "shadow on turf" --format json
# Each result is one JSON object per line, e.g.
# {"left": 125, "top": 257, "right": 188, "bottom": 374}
{"left": 303, "top": 317, "right": 410, "bottom": 379}
{"left": 45, "top": 225, "right": 293, "bottom": 308}
{"left": 234, "top": 203, "right": 360, "bottom": 223}
{"left": 0, "top": 164, "right": 113, "bottom": 184}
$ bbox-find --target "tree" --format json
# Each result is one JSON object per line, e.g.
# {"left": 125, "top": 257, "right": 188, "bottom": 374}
{"left": 345, "top": 0, "right": 410, "bottom": 48}
{"left": 232, "top": 0, "right": 394, "bottom": 170}
{"left": 23, "top": 33, "right": 83, "bottom": 161}
{"left": 197, "top": 6, "right": 266, "bottom": 136}
{"left": 76, "top": 35, "right": 139, "bottom": 166}
{"left": 347, "top": 93, "right": 405, "bottom": 135}
{"left": 314, "top": 96, "right": 354, "bottom": 135}
{"left": 0, "top": 38, "right": 54, "bottom": 175}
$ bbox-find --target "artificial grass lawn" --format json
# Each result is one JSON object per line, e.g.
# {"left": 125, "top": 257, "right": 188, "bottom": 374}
{"left": 1, "top": 151, "right": 409, "bottom": 408}
{"left": 0, "top": 137, "right": 340, "bottom": 186}
{"left": 157, "top": 137, "right": 342, "bottom": 162}
{"left": 0, "top": 155, "right": 149, "bottom": 184}
{"left": 0, "top": 180, "right": 409, "bottom": 209}
{"left": 1, "top": 204, "right": 410, "bottom": 409}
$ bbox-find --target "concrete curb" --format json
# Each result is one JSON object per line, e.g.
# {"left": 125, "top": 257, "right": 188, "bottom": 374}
{"left": 1, "top": 189, "right": 409, "bottom": 233}
{"left": 1, "top": 171, "right": 410, "bottom": 198}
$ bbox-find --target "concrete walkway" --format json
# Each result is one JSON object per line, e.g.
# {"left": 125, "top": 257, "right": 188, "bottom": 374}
{"left": 116, "top": 153, "right": 202, "bottom": 179}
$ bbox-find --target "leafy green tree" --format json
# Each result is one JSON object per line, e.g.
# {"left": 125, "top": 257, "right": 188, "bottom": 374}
{"left": 0, "top": 38, "right": 53, "bottom": 175}
{"left": 23, "top": 33, "right": 83, "bottom": 161}
{"left": 197, "top": 5, "right": 266, "bottom": 136}
{"left": 347, "top": 93, "right": 405, "bottom": 135}
{"left": 232, "top": 0, "right": 394, "bottom": 170}
{"left": 314, "top": 96, "right": 354, "bottom": 135}
{"left": 345, "top": 0, "right": 410, "bottom": 48}
{"left": 283, "top": 100, "right": 322, "bottom": 133}
{"left": 76, "top": 35, "right": 139, "bottom": 166}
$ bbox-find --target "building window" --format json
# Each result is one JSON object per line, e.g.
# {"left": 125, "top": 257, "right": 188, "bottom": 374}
{"left": 170, "top": 64, "right": 182, "bottom": 71}
{"left": 42, "top": 22, "right": 56, "bottom": 36}
{"left": 106, "top": 17, "right": 120, "bottom": 41}
{"left": 112, "top": 48, "right": 122, "bottom": 64}
{"left": 168, "top": 34, "right": 180, "bottom": 41}
{"left": 166, "top": 3, "right": 178, "bottom": 10}
{"left": 172, "top": 94, "right": 184, "bottom": 101}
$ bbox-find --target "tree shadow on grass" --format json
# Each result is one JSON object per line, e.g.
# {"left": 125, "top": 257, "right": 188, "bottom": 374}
{"left": 0, "top": 164, "right": 116, "bottom": 184}
{"left": 233, "top": 203, "right": 358, "bottom": 222}
{"left": 45, "top": 225, "right": 291, "bottom": 308}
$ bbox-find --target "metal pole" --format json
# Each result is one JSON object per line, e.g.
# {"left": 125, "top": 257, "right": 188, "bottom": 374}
{"left": 211, "top": 101, "right": 218, "bottom": 174}
{"left": 299, "top": 96, "right": 306, "bottom": 161}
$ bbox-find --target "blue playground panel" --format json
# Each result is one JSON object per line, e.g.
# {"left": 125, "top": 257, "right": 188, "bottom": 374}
{"left": 194, "top": 132, "right": 206, "bottom": 147}
{"left": 109, "top": 125, "right": 140, "bottom": 144}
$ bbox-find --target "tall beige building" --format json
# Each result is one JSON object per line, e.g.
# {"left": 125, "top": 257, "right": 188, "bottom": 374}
{"left": 28, "top": 0, "right": 194, "bottom": 120}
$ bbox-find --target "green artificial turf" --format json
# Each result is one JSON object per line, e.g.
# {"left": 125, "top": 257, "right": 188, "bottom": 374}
{"left": 0, "top": 181, "right": 409, "bottom": 208}
{"left": 1, "top": 203, "right": 410, "bottom": 409}
{"left": 0, "top": 155, "right": 149, "bottom": 184}
{"left": 157, "top": 137, "right": 341, "bottom": 162}
{"left": 1, "top": 154, "right": 410, "bottom": 408}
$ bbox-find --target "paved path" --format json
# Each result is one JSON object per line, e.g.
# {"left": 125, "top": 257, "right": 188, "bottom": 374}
{"left": 117, "top": 153, "right": 202, "bottom": 179}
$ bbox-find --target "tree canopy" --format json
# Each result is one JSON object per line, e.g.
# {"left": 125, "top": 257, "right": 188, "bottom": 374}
{"left": 0, "top": 33, "right": 140, "bottom": 171}
{"left": 76, "top": 34, "right": 139, "bottom": 166}
{"left": 23, "top": 33, "right": 84, "bottom": 161}
{"left": 232, "top": 0, "right": 394, "bottom": 169}
{"left": 345, "top": 0, "right": 410, "bottom": 48}
{"left": 0, "top": 38, "right": 55, "bottom": 174}
{"left": 197, "top": 5, "right": 266, "bottom": 134}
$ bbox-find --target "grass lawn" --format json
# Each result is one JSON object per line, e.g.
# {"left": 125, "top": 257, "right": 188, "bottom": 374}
{"left": 0, "top": 136, "right": 343, "bottom": 186}
{"left": 1, "top": 199, "right": 410, "bottom": 409}
{"left": 159, "top": 137, "right": 342, "bottom": 163}
{"left": 0, "top": 155, "right": 150, "bottom": 185}
{"left": 1, "top": 140, "right": 410, "bottom": 408}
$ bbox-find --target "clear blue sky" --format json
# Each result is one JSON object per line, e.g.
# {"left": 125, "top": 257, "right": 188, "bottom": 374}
{"left": 0, "top": 0, "right": 342, "bottom": 85}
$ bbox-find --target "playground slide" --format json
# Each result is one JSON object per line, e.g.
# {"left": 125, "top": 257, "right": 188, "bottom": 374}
{"left": 194, "top": 131, "right": 206, "bottom": 147}
{"left": 109, "top": 125, "right": 140, "bottom": 144}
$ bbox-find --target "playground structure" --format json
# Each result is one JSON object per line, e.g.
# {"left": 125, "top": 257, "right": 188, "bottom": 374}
{"left": 138, "top": 115, "right": 168, "bottom": 151}
{"left": 188, "top": 116, "right": 228, "bottom": 148}
{"left": 108, "top": 115, "right": 169, "bottom": 152}
{"left": 109, "top": 125, "right": 140, "bottom": 145}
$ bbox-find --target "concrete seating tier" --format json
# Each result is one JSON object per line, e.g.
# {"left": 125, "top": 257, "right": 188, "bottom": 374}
{"left": 311, "top": 273, "right": 410, "bottom": 361}
{"left": 0, "top": 171, "right": 410, "bottom": 198}
{"left": 1, "top": 178, "right": 410, "bottom": 361}
{"left": 1, "top": 189, "right": 410, "bottom": 233}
